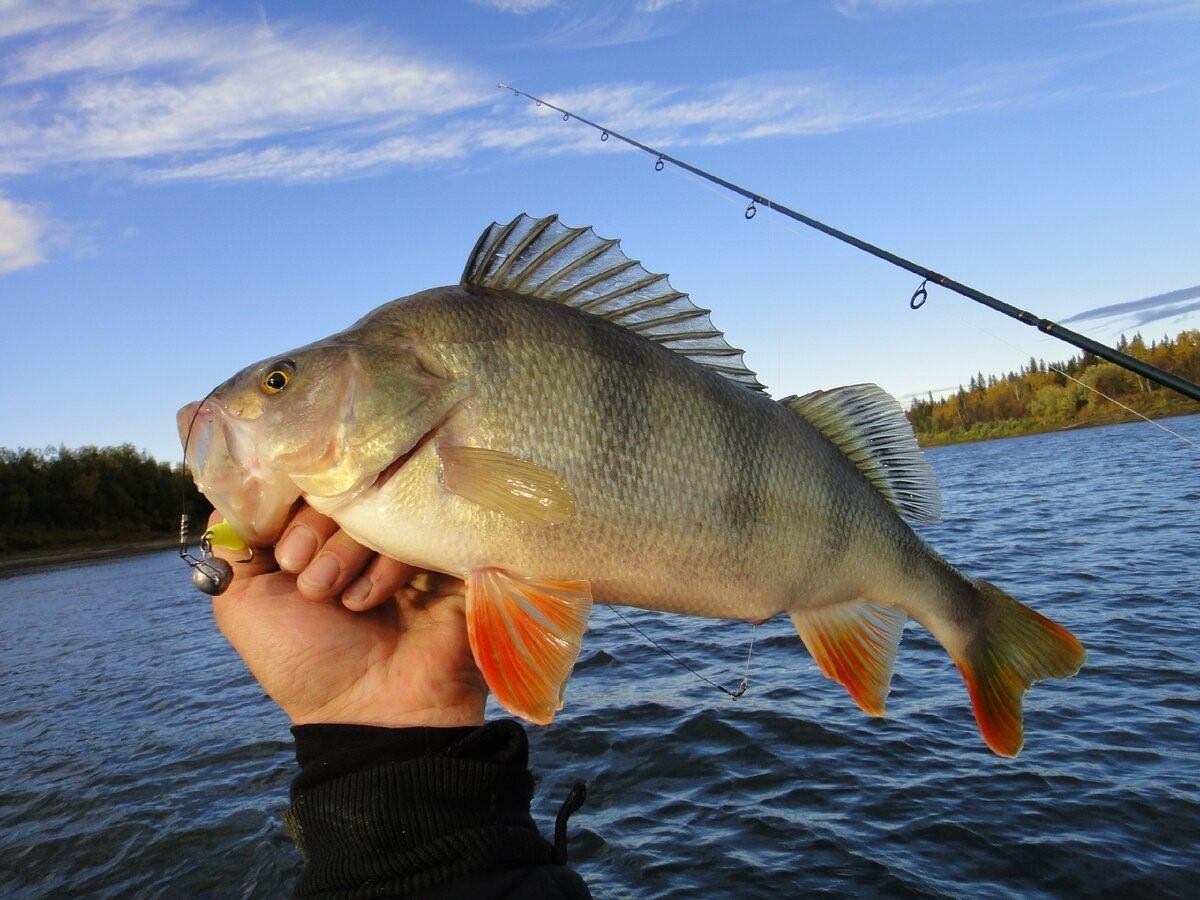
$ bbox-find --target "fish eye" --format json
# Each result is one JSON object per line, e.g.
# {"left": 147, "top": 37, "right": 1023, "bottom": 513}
{"left": 261, "top": 360, "right": 295, "bottom": 395}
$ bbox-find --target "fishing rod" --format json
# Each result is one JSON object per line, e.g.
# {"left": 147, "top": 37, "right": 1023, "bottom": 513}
{"left": 498, "top": 82, "right": 1200, "bottom": 404}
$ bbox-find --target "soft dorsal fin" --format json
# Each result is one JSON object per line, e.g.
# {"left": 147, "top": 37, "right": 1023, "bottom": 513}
{"left": 462, "top": 213, "right": 766, "bottom": 391}
{"left": 782, "top": 384, "right": 941, "bottom": 523}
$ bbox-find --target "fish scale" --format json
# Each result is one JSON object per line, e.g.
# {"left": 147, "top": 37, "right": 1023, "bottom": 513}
{"left": 180, "top": 213, "right": 1085, "bottom": 754}
{"left": 366, "top": 287, "right": 860, "bottom": 616}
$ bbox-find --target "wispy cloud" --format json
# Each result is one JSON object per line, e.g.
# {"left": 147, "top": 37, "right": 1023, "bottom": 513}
{"left": 0, "top": 2, "right": 486, "bottom": 176}
{"left": 0, "top": 195, "right": 48, "bottom": 273}
{"left": 1072, "top": 0, "right": 1200, "bottom": 26}
{"left": 834, "top": 0, "right": 968, "bottom": 19}
{"left": 519, "top": 3, "right": 679, "bottom": 46}
{"left": 536, "top": 61, "right": 1068, "bottom": 146}
{"left": 0, "top": 1, "right": 1110, "bottom": 185}
{"left": 134, "top": 61, "right": 1072, "bottom": 183}
{"left": 636, "top": 0, "right": 689, "bottom": 12}
{"left": 470, "top": 0, "right": 560, "bottom": 13}
{"left": 0, "top": 0, "right": 179, "bottom": 41}
{"left": 1063, "top": 284, "right": 1200, "bottom": 328}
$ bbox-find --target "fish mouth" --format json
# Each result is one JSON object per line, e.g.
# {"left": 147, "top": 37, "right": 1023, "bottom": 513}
{"left": 176, "top": 398, "right": 300, "bottom": 545}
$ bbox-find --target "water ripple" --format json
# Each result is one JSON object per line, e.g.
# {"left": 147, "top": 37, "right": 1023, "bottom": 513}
{"left": 2, "top": 417, "right": 1199, "bottom": 895}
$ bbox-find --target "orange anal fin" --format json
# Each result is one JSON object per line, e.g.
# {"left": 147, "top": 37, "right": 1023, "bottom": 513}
{"left": 465, "top": 568, "right": 593, "bottom": 725}
{"left": 790, "top": 600, "right": 907, "bottom": 716}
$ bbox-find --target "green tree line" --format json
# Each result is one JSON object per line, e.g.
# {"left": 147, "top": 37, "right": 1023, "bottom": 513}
{"left": 907, "top": 329, "right": 1200, "bottom": 445}
{"left": 0, "top": 444, "right": 210, "bottom": 555}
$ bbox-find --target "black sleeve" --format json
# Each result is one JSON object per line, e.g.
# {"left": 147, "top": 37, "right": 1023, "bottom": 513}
{"left": 283, "top": 719, "right": 591, "bottom": 899}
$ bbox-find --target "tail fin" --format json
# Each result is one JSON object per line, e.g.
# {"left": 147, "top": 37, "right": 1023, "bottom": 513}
{"left": 952, "top": 580, "right": 1085, "bottom": 757}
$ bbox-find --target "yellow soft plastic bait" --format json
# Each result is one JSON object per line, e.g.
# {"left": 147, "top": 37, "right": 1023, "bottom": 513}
{"left": 204, "top": 521, "right": 248, "bottom": 552}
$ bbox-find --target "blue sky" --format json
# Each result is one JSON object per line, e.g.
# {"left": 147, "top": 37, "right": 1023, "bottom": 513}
{"left": 1, "top": 0, "right": 1198, "bottom": 462}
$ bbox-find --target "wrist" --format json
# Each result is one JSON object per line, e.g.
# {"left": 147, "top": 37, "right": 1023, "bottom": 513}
{"left": 288, "top": 700, "right": 486, "bottom": 730}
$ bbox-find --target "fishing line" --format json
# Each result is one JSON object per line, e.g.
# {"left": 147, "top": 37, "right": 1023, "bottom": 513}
{"left": 498, "top": 81, "right": 1200, "bottom": 404}
{"left": 674, "top": 167, "right": 1199, "bottom": 451}
{"left": 177, "top": 386, "right": 249, "bottom": 595}
{"left": 605, "top": 605, "right": 755, "bottom": 699}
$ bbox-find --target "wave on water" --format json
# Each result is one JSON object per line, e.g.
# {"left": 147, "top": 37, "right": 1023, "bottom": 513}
{"left": 1, "top": 417, "right": 1198, "bottom": 897}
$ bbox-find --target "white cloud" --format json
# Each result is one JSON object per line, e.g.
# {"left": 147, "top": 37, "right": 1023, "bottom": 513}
{"left": 535, "top": 62, "right": 1065, "bottom": 147}
{"left": 0, "top": 0, "right": 179, "bottom": 41}
{"left": 126, "top": 60, "right": 1076, "bottom": 184}
{"left": 1072, "top": 0, "right": 1200, "bottom": 24}
{"left": 835, "top": 0, "right": 967, "bottom": 17}
{"left": 0, "top": 1, "right": 1096, "bottom": 185}
{"left": 469, "top": 0, "right": 559, "bottom": 12}
{"left": 519, "top": 4, "right": 676, "bottom": 46}
{"left": 148, "top": 130, "right": 476, "bottom": 182}
{"left": 636, "top": 0, "right": 688, "bottom": 12}
{"left": 0, "top": 2, "right": 487, "bottom": 175}
{"left": 0, "top": 195, "right": 48, "bottom": 273}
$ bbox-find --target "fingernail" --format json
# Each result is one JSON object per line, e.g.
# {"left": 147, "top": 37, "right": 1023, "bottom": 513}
{"left": 277, "top": 527, "right": 317, "bottom": 572}
{"left": 299, "top": 554, "right": 339, "bottom": 592}
{"left": 344, "top": 576, "right": 372, "bottom": 605}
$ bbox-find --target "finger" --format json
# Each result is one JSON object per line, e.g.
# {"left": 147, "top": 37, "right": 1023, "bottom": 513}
{"left": 400, "top": 572, "right": 466, "bottom": 608}
{"left": 297, "top": 528, "right": 374, "bottom": 600}
{"left": 341, "top": 556, "right": 418, "bottom": 611}
{"left": 275, "top": 505, "right": 341, "bottom": 573}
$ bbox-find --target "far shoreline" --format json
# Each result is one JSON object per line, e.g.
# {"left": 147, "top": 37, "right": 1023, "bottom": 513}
{"left": 0, "top": 536, "right": 184, "bottom": 578}
{"left": 916, "top": 407, "right": 1199, "bottom": 449}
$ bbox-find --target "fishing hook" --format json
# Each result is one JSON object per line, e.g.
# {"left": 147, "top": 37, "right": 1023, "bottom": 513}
{"left": 605, "top": 606, "right": 756, "bottom": 700}
{"left": 179, "top": 515, "right": 247, "bottom": 596}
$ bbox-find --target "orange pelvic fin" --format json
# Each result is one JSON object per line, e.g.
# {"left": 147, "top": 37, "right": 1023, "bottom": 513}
{"left": 790, "top": 600, "right": 907, "bottom": 716}
{"left": 953, "top": 580, "right": 1085, "bottom": 757}
{"left": 465, "top": 568, "right": 593, "bottom": 725}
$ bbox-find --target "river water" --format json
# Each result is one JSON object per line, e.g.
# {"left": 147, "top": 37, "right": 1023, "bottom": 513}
{"left": 1, "top": 417, "right": 1198, "bottom": 897}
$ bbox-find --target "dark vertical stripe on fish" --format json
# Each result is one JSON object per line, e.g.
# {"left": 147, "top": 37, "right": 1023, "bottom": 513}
{"left": 583, "top": 317, "right": 655, "bottom": 498}
{"left": 721, "top": 398, "right": 769, "bottom": 540}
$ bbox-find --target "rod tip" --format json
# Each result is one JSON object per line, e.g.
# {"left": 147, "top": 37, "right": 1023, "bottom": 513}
{"left": 497, "top": 80, "right": 508, "bottom": 90}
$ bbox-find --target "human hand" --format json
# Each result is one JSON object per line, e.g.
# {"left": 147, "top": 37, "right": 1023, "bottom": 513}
{"left": 207, "top": 504, "right": 487, "bottom": 728}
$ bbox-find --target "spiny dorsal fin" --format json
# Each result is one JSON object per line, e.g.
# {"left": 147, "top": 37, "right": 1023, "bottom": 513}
{"left": 782, "top": 384, "right": 941, "bottom": 523}
{"left": 462, "top": 213, "right": 765, "bottom": 392}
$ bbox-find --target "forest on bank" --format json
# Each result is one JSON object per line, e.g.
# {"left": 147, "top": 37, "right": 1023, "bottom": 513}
{"left": 0, "top": 445, "right": 210, "bottom": 555}
{"left": 906, "top": 329, "right": 1200, "bottom": 446}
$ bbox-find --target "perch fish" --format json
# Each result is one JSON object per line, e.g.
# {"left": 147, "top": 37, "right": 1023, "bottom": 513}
{"left": 178, "top": 214, "right": 1085, "bottom": 756}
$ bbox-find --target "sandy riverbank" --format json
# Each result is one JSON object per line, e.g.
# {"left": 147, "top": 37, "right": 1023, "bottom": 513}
{"left": 0, "top": 537, "right": 184, "bottom": 577}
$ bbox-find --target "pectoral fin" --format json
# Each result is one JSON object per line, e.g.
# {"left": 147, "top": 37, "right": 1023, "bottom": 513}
{"left": 465, "top": 568, "right": 593, "bottom": 725}
{"left": 439, "top": 445, "right": 575, "bottom": 524}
